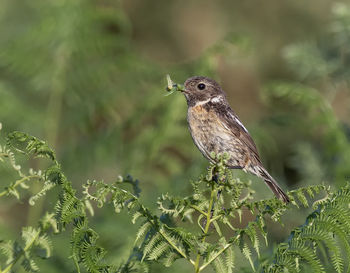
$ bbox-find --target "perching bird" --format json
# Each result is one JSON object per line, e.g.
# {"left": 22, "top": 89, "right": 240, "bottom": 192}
{"left": 181, "top": 76, "right": 289, "bottom": 203}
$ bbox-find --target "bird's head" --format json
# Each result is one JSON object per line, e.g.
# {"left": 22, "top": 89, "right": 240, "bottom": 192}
{"left": 182, "top": 76, "right": 225, "bottom": 106}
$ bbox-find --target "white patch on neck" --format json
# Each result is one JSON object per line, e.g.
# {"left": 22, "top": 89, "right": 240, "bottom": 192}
{"left": 210, "top": 95, "right": 224, "bottom": 103}
{"left": 193, "top": 98, "right": 211, "bottom": 106}
{"left": 193, "top": 95, "right": 225, "bottom": 107}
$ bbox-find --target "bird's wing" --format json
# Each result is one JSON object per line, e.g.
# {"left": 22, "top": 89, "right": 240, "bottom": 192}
{"left": 218, "top": 106, "right": 262, "bottom": 164}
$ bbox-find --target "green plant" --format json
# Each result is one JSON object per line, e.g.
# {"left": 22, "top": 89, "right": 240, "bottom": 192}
{"left": 1, "top": 128, "right": 350, "bottom": 273}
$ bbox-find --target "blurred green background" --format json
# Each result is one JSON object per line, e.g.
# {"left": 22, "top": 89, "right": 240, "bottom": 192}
{"left": 1, "top": 0, "right": 350, "bottom": 272}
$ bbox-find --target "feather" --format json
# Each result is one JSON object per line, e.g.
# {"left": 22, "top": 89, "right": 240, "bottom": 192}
{"left": 258, "top": 167, "right": 290, "bottom": 203}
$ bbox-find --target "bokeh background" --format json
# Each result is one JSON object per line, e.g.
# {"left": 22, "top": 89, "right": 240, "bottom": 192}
{"left": 1, "top": 0, "right": 350, "bottom": 272}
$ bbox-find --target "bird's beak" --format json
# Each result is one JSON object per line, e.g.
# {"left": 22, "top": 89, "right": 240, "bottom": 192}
{"left": 178, "top": 84, "right": 188, "bottom": 94}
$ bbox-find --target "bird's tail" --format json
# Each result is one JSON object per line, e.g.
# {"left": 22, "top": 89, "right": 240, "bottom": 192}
{"left": 258, "top": 167, "right": 290, "bottom": 203}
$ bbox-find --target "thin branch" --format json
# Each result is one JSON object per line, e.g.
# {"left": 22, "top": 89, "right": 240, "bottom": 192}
{"left": 194, "top": 183, "right": 217, "bottom": 273}
{"left": 0, "top": 175, "right": 41, "bottom": 198}
{"left": 190, "top": 205, "right": 207, "bottom": 216}
{"left": 158, "top": 228, "right": 195, "bottom": 266}
{"left": 199, "top": 243, "right": 232, "bottom": 271}
{"left": 1, "top": 229, "right": 41, "bottom": 273}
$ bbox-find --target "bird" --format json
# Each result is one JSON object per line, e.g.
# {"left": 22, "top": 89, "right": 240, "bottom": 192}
{"left": 181, "top": 76, "right": 290, "bottom": 203}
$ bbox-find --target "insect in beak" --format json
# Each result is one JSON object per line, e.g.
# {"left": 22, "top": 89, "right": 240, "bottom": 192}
{"left": 165, "top": 74, "right": 186, "bottom": 96}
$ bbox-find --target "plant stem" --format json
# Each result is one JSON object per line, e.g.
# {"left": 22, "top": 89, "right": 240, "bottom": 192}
{"left": 194, "top": 183, "right": 217, "bottom": 273}
{"left": 1, "top": 229, "right": 41, "bottom": 273}
{"left": 158, "top": 228, "right": 195, "bottom": 266}
{"left": 190, "top": 205, "right": 207, "bottom": 216}
{"left": 0, "top": 175, "right": 40, "bottom": 198}
{"left": 199, "top": 243, "right": 232, "bottom": 271}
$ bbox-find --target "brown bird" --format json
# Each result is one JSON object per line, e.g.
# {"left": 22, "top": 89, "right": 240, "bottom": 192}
{"left": 181, "top": 76, "right": 289, "bottom": 203}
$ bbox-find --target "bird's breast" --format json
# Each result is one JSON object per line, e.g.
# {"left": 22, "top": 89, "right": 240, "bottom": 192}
{"left": 187, "top": 104, "right": 239, "bottom": 162}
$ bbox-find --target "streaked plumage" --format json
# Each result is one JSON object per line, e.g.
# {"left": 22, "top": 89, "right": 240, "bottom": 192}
{"left": 182, "top": 76, "right": 289, "bottom": 203}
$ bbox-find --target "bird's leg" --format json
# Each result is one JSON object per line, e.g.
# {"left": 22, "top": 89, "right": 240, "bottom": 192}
{"left": 229, "top": 166, "right": 243, "bottom": 169}
{"left": 212, "top": 171, "right": 219, "bottom": 183}
{"left": 210, "top": 171, "right": 220, "bottom": 218}
{"left": 212, "top": 171, "right": 226, "bottom": 215}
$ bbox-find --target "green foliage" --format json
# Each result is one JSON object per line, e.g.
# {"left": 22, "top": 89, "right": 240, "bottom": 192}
{"left": 1, "top": 130, "right": 350, "bottom": 273}
{"left": 0, "top": 219, "right": 54, "bottom": 273}
{"left": 265, "top": 184, "right": 350, "bottom": 273}
{"left": 0, "top": 130, "right": 144, "bottom": 273}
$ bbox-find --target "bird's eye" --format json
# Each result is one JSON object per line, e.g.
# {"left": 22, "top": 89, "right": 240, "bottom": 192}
{"left": 197, "top": 83, "right": 206, "bottom": 90}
